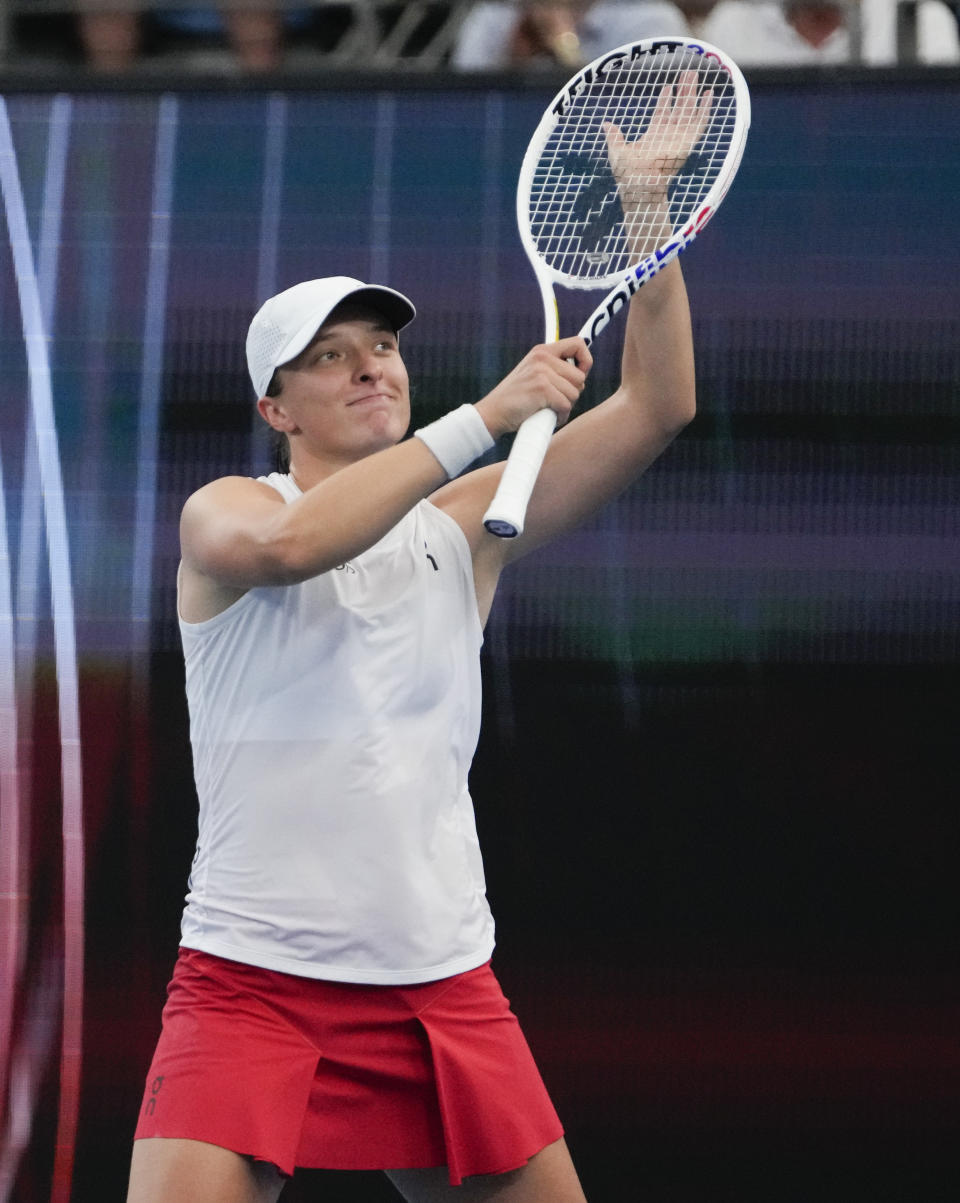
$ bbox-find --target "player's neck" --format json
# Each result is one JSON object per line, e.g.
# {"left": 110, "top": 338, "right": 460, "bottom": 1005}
{"left": 286, "top": 444, "right": 378, "bottom": 493}
{"left": 286, "top": 455, "right": 341, "bottom": 494}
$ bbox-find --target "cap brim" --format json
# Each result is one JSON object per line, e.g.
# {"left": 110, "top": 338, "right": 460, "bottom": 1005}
{"left": 273, "top": 284, "right": 416, "bottom": 377}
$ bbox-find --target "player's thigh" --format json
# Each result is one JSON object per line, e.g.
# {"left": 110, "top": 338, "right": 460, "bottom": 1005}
{"left": 127, "top": 1137, "right": 284, "bottom": 1203}
{"left": 386, "top": 1136, "right": 586, "bottom": 1202}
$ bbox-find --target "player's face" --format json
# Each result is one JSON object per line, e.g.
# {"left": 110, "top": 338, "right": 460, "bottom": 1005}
{"left": 271, "top": 306, "right": 411, "bottom": 463}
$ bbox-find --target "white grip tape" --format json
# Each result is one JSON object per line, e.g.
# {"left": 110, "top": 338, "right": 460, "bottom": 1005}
{"left": 414, "top": 404, "right": 495, "bottom": 479}
{"left": 482, "top": 407, "right": 558, "bottom": 538}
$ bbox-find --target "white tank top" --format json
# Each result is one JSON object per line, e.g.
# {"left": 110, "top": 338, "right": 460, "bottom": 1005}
{"left": 178, "top": 475, "right": 494, "bottom": 984}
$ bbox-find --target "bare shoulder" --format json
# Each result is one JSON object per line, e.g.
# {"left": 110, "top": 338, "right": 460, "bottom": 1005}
{"left": 182, "top": 474, "right": 282, "bottom": 522}
{"left": 178, "top": 475, "right": 286, "bottom": 624}
{"left": 180, "top": 475, "right": 283, "bottom": 554}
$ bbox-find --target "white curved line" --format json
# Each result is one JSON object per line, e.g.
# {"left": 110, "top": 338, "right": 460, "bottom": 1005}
{"left": 0, "top": 93, "right": 71, "bottom": 1201}
{"left": 0, "top": 357, "right": 20, "bottom": 1176}
{"left": 38, "top": 96, "right": 71, "bottom": 329}
{"left": 370, "top": 93, "right": 394, "bottom": 285}
{"left": 18, "top": 94, "right": 71, "bottom": 663}
{"left": 0, "top": 943, "right": 60, "bottom": 1199}
{"left": 0, "top": 97, "right": 84, "bottom": 1203}
{"left": 252, "top": 93, "right": 286, "bottom": 470}
{"left": 130, "top": 95, "right": 178, "bottom": 648}
{"left": 256, "top": 92, "right": 286, "bottom": 304}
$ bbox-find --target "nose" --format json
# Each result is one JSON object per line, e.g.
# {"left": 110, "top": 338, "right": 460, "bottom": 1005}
{"left": 355, "top": 351, "right": 383, "bottom": 383}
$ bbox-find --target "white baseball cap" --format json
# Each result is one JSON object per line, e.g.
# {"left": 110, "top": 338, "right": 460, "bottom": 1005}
{"left": 246, "top": 276, "right": 416, "bottom": 398}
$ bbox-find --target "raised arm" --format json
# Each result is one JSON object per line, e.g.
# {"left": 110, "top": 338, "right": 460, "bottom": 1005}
{"left": 497, "top": 68, "right": 710, "bottom": 556}
{"left": 501, "top": 255, "right": 696, "bottom": 558}
{"left": 435, "top": 72, "right": 708, "bottom": 613}
{"left": 435, "top": 258, "right": 695, "bottom": 576}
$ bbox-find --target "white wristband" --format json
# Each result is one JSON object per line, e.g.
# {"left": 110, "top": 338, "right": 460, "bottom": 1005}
{"left": 414, "top": 404, "right": 495, "bottom": 479}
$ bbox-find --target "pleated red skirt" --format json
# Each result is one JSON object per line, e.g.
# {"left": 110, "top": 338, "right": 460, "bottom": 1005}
{"left": 134, "top": 947, "right": 563, "bottom": 1185}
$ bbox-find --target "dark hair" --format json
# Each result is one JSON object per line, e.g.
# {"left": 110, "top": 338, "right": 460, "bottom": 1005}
{"left": 265, "top": 370, "right": 291, "bottom": 473}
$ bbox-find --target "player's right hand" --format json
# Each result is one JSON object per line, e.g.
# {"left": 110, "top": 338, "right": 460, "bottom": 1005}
{"left": 474, "top": 336, "right": 592, "bottom": 439}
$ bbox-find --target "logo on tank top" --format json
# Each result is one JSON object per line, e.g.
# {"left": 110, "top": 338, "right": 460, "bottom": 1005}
{"left": 334, "top": 544, "right": 439, "bottom": 574}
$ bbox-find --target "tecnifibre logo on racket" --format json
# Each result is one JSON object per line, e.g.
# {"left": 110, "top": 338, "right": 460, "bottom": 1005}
{"left": 551, "top": 39, "right": 725, "bottom": 117}
{"left": 585, "top": 202, "right": 713, "bottom": 343}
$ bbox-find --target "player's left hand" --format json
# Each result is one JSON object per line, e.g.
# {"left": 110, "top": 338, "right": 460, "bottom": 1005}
{"left": 603, "top": 69, "right": 714, "bottom": 204}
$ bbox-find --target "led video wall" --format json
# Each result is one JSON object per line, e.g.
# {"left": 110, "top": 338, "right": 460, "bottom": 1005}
{"left": 1, "top": 72, "right": 958, "bottom": 1203}
{"left": 1, "top": 79, "right": 957, "bottom": 674}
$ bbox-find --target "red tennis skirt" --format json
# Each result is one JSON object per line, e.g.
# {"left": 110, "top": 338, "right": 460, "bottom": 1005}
{"left": 134, "top": 947, "right": 563, "bottom": 1185}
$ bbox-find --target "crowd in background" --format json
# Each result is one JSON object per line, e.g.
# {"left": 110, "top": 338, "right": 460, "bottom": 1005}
{"left": 452, "top": 0, "right": 959, "bottom": 69}
{"left": 3, "top": 0, "right": 958, "bottom": 76}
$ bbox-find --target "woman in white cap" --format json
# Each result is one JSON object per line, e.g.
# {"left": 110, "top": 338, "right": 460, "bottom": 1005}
{"left": 127, "top": 249, "right": 696, "bottom": 1198}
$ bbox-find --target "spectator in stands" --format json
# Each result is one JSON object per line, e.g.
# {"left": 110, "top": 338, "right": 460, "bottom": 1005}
{"left": 449, "top": 0, "right": 958, "bottom": 72}
{"left": 690, "top": 0, "right": 958, "bottom": 66}
{"left": 857, "top": 0, "right": 959, "bottom": 63}
{"left": 450, "top": 0, "right": 690, "bottom": 71}
{"left": 78, "top": 5, "right": 288, "bottom": 72}
{"left": 692, "top": 0, "right": 851, "bottom": 63}
{"left": 672, "top": 0, "right": 723, "bottom": 36}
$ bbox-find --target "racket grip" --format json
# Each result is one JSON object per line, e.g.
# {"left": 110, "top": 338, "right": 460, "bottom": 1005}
{"left": 482, "top": 407, "right": 558, "bottom": 538}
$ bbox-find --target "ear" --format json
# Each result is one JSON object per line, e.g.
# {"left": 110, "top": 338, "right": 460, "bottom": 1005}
{"left": 257, "top": 395, "right": 300, "bottom": 434}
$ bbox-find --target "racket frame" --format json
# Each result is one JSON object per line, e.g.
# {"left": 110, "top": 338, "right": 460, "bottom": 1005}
{"left": 482, "top": 36, "right": 751, "bottom": 538}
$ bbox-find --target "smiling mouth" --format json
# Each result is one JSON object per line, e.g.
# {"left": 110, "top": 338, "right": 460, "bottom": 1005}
{"left": 348, "top": 392, "right": 392, "bottom": 407}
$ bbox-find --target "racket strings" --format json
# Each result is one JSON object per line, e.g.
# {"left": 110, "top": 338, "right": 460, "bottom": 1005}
{"left": 528, "top": 51, "right": 739, "bottom": 284}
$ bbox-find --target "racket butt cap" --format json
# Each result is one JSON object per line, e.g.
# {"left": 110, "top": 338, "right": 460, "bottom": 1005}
{"left": 483, "top": 517, "right": 521, "bottom": 538}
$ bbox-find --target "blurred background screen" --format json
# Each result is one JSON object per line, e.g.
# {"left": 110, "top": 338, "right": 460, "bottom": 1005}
{"left": 1, "top": 69, "right": 958, "bottom": 1202}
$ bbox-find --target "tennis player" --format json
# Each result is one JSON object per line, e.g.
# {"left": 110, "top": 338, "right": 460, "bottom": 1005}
{"left": 127, "top": 150, "right": 698, "bottom": 1201}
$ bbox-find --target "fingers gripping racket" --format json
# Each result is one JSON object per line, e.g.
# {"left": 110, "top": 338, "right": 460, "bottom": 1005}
{"left": 482, "top": 37, "right": 751, "bottom": 538}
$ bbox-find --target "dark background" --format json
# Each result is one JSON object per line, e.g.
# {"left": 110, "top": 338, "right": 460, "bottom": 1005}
{"left": 1, "top": 67, "right": 958, "bottom": 1201}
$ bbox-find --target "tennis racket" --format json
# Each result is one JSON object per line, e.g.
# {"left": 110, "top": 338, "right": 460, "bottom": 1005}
{"left": 482, "top": 36, "right": 751, "bottom": 538}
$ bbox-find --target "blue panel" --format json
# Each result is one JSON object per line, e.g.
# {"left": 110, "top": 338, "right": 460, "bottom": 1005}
{"left": 0, "top": 78, "right": 957, "bottom": 663}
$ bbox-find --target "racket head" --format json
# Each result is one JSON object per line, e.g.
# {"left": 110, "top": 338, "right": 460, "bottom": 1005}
{"left": 517, "top": 37, "right": 751, "bottom": 295}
